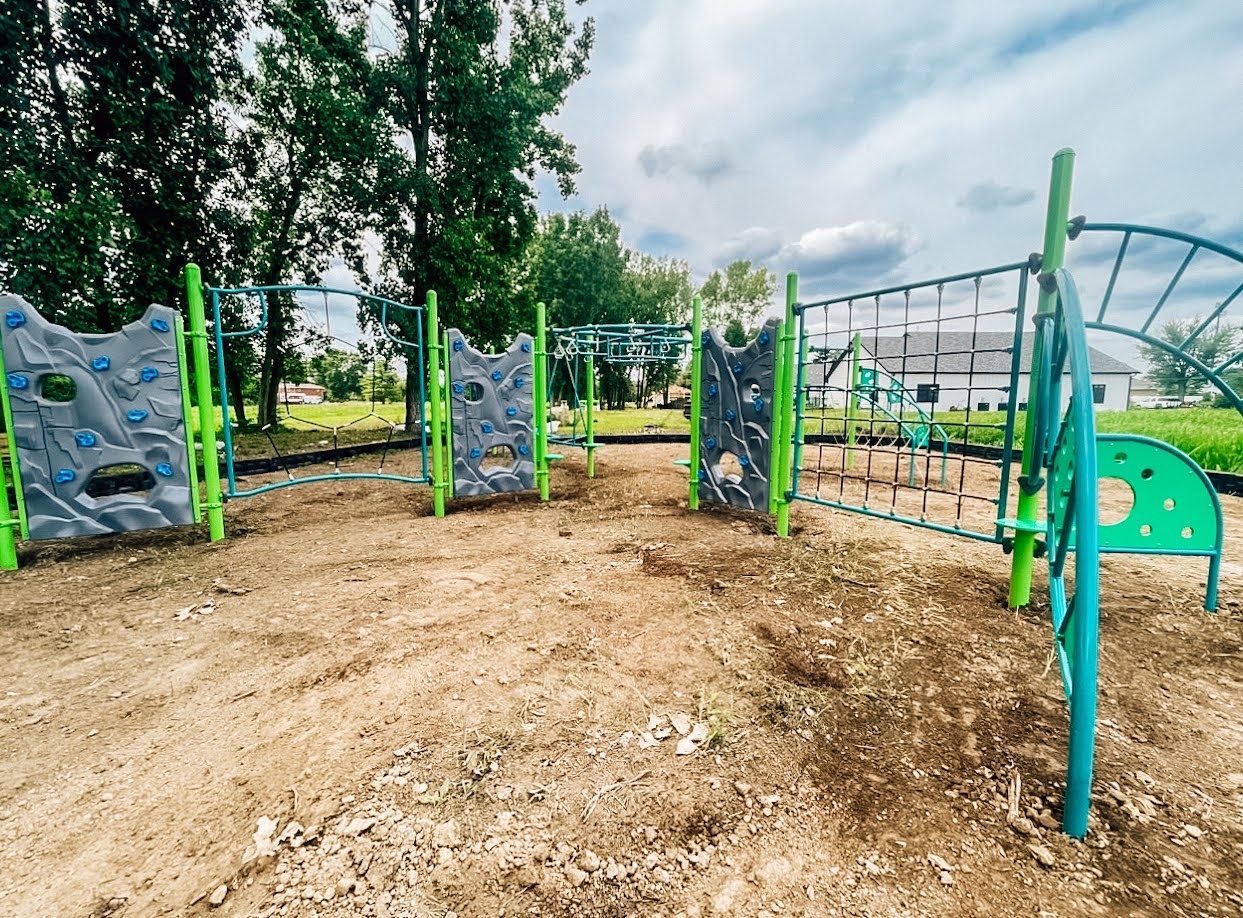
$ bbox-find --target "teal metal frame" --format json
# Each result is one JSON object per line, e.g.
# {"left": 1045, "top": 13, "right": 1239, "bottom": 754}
{"left": 1074, "top": 222, "right": 1243, "bottom": 415}
{"left": 789, "top": 260, "right": 1031, "bottom": 542}
{"left": 207, "top": 284, "right": 430, "bottom": 499}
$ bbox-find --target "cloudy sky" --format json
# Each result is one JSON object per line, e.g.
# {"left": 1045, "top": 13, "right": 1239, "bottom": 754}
{"left": 535, "top": 0, "right": 1243, "bottom": 332}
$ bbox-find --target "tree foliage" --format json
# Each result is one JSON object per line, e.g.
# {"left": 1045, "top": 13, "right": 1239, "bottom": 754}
{"left": 1137, "top": 316, "right": 1240, "bottom": 399}
{"left": 371, "top": 0, "right": 595, "bottom": 425}
{"left": 0, "top": 0, "right": 248, "bottom": 328}
{"left": 697, "top": 259, "right": 777, "bottom": 336}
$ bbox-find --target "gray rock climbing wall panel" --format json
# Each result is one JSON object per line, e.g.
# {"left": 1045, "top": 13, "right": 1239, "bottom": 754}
{"left": 698, "top": 318, "right": 780, "bottom": 511}
{"left": 447, "top": 329, "right": 535, "bottom": 497}
{"left": 0, "top": 295, "right": 196, "bottom": 539}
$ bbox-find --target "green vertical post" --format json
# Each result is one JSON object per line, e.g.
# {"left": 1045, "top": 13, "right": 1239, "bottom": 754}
{"left": 185, "top": 264, "right": 226, "bottom": 542}
{"left": 847, "top": 332, "right": 862, "bottom": 468}
{"left": 1010, "top": 148, "right": 1076, "bottom": 608}
{"left": 775, "top": 273, "right": 798, "bottom": 536}
{"left": 0, "top": 328, "right": 28, "bottom": 542}
{"left": 585, "top": 337, "right": 596, "bottom": 479}
{"left": 183, "top": 263, "right": 223, "bottom": 539}
{"left": 174, "top": 315, "right": 202, "bottom": 524}
{"left": 442, "top": 329, "right": 455, "bottom": 499}
{"left": 688, "top": 295, "right": 703, "bottom": 509}
{"left": 534, "top": 302, "right": 550, "bottom": 500}
{"left": 427, "top": 290, "right": 447, "bottom": 517}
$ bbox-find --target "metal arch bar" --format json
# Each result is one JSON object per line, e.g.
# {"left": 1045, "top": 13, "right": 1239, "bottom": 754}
{"left": 1186, "top": 278, "right": 1243, "bottom": 347}
{"left": 1096, "top": 230, "right": 1130, "bottom": 322}
{"left": 794, "top": 261, "right": 1030, "bottom": 313}
{"left": 1079, "top": 223, "right": 1243, "bottom": 264}
{"left": 1140, "top": 244, "right": 1199, "bottom": 334}
{"left": 1084, "top": 321, "right": 1243, "bottom": 415}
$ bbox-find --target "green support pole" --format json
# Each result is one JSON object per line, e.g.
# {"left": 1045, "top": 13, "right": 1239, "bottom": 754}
{"left": 442, "top": 329, "right": 455, "bottom": 500}
{"left": 1009, "top": 148, "right": 1075, "bottom": 608}
{"left": 534, "top": 302, "right": 550, "bottom": 500}
{"left": 688, "top": 295, "right": 703, "bottom": 509}
{"left": 0, "top": 417, "right": 16, "bottom": 569}
{"left": 427, "top": 291, "right": 447, "bottom": 518}
{"left": 174, "top": 315, "right": 202, "bottom": 524}
{"left": 185, "top": 264, "right": 226, "bottom": 542}
{"left": 585, "top": 338, "right": 596, "bottom": 479}
{"left": 847, "top": 332, "right": 862, "bottom": 468}
{"left": 775, "top": 273, "right": 798, "bottom": 536}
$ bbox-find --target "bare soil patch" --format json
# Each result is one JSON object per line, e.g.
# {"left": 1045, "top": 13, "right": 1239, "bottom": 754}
{"left": 1, "top": 444, "right": 1241, "bottom": 917}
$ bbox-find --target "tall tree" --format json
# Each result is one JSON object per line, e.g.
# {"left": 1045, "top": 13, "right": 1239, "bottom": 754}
{"left": 0, "top": 0, "right": 249, "bottom": 329}
{"left": 372, "top": 0, "right": 594, "bottom": 427}
{"left": 697, "top": 259, "right": 777, "bottom": 337}
{"left": 1137, "top": 317, "right": 1240, "bottom": 399}
{"left": 236, "top": 0, "right": 392, "bottom": 428}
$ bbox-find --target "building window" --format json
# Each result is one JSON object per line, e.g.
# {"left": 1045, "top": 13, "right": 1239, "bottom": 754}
{"left": 1092, "top": 384, "right": 1106, "bottom": 405}
{"left": 977, "top": 402, "right": 990, "bottom": 412}
{"left": 916, "top": 383, "right": 939, "bottom": 404}
{"left": 1018, "top": 401, "right": 1028, "bottom": 411}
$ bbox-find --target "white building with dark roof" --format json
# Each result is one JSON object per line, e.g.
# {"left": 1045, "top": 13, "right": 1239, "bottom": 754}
{"left": 804, "top": 332, "right": 1138, "bottom": 412}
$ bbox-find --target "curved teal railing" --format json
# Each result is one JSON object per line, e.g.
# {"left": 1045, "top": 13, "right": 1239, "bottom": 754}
{"left": 1041, "top": 268, "right": 1101, "bottom": 838}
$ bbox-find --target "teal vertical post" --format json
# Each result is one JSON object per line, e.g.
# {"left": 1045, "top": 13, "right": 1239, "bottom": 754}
{"left": 585, "top": 337, "right": 596, "bottom": 479}
{"left": 427, "top": 291, "right": 447, "bottom": 517}
{"left": 688, "top": 295, "right": 703, "bottom": 509}
{"left": 775, "top": 273, "right": 798, "bottom": 536}
{"left": 534, "top": 302, "right": 550, "bottom": 500}
{"left": 1010, "top": 148, "right": 1075, "bottom": 607}
{"left": 185, "top": 264, "right": 226, "bottom": 542}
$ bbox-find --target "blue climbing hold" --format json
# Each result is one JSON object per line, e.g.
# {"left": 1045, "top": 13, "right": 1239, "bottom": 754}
{"left": 6, "top": 373, "right": 28, "bottom": 390}
{"left": 701, "top": 332, "right": 711, "bottom": 345}
{"left": 697, "top": 468, "right": 707, "bottom": 480}
{"left": 469, "top": 447, "right": 483, "bottom": 459}
{"left": 151, "top": 318, "right": 170, "bottom": 332}
{"left": 5, "top": 310, "right": 25, "bottom": 329}
{"left": 453, "top": 338, "right": 465, "bottom": 351}
{"left": 758, "top": 330, "right": 770, "bottom": 345}
{"left": 514, "top": 376, "right": 525, "bottom": 388}
{"left": 725, "top": 409, "right": 736, "bottom": 421}
{"left": 452, "top": 382, "right": 465, "bottom": 394}
{"left": 708, "top": 383, "right": 718, "bottom": 397}
{"left": 506, "top": 406, "right": 518, "bottom": 417}
{"left": 140, "top": 366, "right": 159, "bottom": 382}
{"left": 55, "top": 469, "right": 75, "bottom": 484}
{"left": 732, "top": 361, "right": 744, "bottom": 375}
{"left": 92, "top": 356, "right": 111, "bottom": 371}
{"left": 753, "top": 398, "right": 765, "bottom": 412}
{"left": 492, "top": 370, "right": 503, "bottom": 381}
{"left": 127, "top": 409, "right": 148, "bottom": 422}
{"left": 706, "top": 437, "right": 717, "bottom": 449}
{"left": 518, "top": 444, "right": 530, "bottom": 456}
{"left": 739, "top": 455, "right": 750, "bottom": 467}
{"left": 75, "top": 432, "right": 97, "bottom": 447}
{"left": 481, "top": 421, "right": 493, "bottom": 434}
{"left": 521, "top": 342, "right": 531, "bottom": 352}
{"left": 155, "top": 463, "right": 174, "bottom": 477}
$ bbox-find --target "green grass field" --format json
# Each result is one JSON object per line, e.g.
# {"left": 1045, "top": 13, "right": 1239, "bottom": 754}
{"left": 200, "top": 402, "right": 1243, "bottom": 472}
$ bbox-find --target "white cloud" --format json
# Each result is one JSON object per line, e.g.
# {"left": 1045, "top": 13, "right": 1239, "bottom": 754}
{"left": 777, "top": 221, "right": 919, "bottom": 282}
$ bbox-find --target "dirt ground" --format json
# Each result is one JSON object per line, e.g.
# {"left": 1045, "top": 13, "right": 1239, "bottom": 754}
{"left": 2, "top": 443, "right": 1241, "bottom": 918}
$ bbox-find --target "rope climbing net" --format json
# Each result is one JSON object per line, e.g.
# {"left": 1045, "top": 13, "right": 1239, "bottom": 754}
{"left": 208, "top": 284, "right": 430, "bottom": 498}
